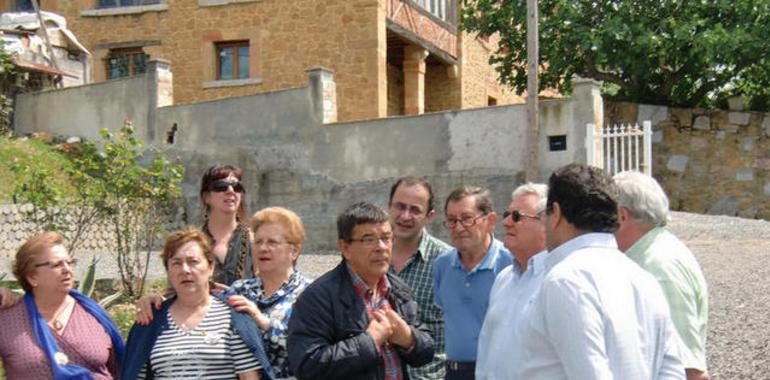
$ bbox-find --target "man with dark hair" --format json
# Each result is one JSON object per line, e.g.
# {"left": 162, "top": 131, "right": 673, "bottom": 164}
{"left": 432, "top": 186, "right": 512, "bottom": 380}
{"left": 388, "top": 176, "right": 451, "bottom": 380}
{"left": 614, "top": 171, "right": 710, "bottom": 380}
{"left": 287, "top": 202, "right": 435, "bottom": 380}
{"left": 517, "top": 164, "right": 684, "bottom": 379}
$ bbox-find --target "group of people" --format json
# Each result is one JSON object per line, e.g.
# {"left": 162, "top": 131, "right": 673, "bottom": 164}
{"left": 0, "top": 162, "right": 709, "bottom": 380}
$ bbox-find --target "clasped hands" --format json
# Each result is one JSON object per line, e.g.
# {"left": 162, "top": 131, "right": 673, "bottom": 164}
{"left": 366, "top": 309, "right": 414, "bottom": 350}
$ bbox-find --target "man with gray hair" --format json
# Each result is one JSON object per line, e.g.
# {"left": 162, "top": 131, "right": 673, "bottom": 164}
{"left": 614, "top": 171, "right": 710, "bottom": 380}
{"left": 476, "top": 183, "right": 549, "bottom": 380}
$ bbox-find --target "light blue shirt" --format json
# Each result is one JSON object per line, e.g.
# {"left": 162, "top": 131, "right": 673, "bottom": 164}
{"left": 475, "top": 250, "right": 547, "bottom": 380}
{"left": 517, "top": 233, "right": 685, "bottom": 380}
{"left": 432, "top": 237, "right": 512, "bottom": 362}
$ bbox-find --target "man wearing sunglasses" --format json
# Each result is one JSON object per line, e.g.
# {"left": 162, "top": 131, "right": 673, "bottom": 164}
{"left": 614, "top": 171, "right": 709, "bottom": 380}
{"left": 475, "top": 183, "right": 549, "bottom": 380}
{"left": 432, "top": 186, "right": 512, "bottom": 380}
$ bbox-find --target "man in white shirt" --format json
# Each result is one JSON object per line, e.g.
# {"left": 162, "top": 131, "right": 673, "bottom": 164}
{"left": 517, "top": 164, "right": 684, "bottom": 380}
{"left": 476, "top": 183, "right": 549, "bottom": 380}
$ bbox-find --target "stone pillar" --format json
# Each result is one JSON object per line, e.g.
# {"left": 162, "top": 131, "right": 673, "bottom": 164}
{"left": 570, "top": 76, "right": 603, "bottom": 167}
{"left": 146, "top": 59, "right": 173, "bottom": 142}
{"left": 403, "top": 47, "right": 428, "bottom": 115}
{"left": 307, "top": 66, "right": 337, "bottom": 124}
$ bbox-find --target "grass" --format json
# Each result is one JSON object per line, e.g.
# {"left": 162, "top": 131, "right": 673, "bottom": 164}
{"left": 0, "top": 135, "right": 74, "bottom": 203}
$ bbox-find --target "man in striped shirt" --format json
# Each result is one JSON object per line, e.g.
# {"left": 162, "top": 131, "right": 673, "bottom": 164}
{"left": 387, "top": 176, "right": 452, "bottom": 380}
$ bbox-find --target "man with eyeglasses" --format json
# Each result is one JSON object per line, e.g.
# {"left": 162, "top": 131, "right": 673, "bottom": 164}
{"left": 516, "top": 164, "right": 684, "bottom": 379}
{"left": 387, "top": 176, "right": 452, "bottom": 380}
{"left": 288, "top": 201, "right": 435, "bottom": 380}
{"left": 432, "top": 186, "right": 512, "bottom": 380}
{"left": 475, "top": 183, "right": 549, "bottom": 380}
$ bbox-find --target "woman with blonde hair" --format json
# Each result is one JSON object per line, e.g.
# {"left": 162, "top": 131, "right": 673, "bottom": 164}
{"left": 0, "top": 231, "right": 124, "bottom": 379}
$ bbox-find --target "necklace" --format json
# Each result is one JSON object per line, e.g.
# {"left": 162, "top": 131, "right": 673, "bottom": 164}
{"left": 45, "top": 297, "right": 72, "bottom": 334}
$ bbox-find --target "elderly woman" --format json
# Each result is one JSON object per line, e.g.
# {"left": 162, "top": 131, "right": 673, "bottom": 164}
{"left": 122, "top": 228, "right": 273, "bottom": 380}
{"left": 0, "top": 231, "right": 124, "bottom": 380}
{"left": 200, "top": 164, "right": 254, "bottom": 286}
{"left": 226, "top": 207, "right": 311, "bottom": 379}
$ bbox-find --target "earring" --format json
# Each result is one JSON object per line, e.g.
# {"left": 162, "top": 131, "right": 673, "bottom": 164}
{"left": 31, "top": 282, "right": 38, "bottom": 287}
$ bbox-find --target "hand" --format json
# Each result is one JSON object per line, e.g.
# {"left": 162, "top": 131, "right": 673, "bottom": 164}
{"left": 686, "top": 369, "right": 710, "bottom": 380}
{"left": 383, "top": 309, "right": 414, "bottom": 349}
{"left": 0, "top": 287, "right": 21, "bottom": 309}
{"left": 135, "top": 294, "right": 165, "bottom": 325}
{"left": 366, "top": 310, "right": 393, "bottom": 347}
{"left": 228, "top": 295, "right": 268, "bottom": 330}
{"left": 211, "top": 282, "right": 229, "bottom": 293}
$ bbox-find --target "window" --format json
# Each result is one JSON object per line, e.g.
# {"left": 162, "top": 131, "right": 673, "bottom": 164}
{"left": 15, "top": 0, "right": 34, "bottom": 11}
{"left": 216, "top": 41, "right": 249, "bottom": 80}
{"left": 106, "top": 48, "right": 148, "bottom": 79}
{"left": 98, "top": 0, "right": 159, "bottom": 8}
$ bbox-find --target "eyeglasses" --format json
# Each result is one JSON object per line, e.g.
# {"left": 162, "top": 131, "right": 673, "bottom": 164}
{"left": 210, "top": 179, "right": 244, "bottom": 193}
{"left": 502, "top": 210, "right": 541, "bottom": 223}
{"left": 443, "top": 214, "right": 486, "bottom": 229}
{"left": 254, "top": 239, "right": 291, "bottom": 250}
{"left": 35, "top": 259, "right": 78, "bottom": 270}
{"left": 349, "top": 235, "right": 394, "bottom": 247}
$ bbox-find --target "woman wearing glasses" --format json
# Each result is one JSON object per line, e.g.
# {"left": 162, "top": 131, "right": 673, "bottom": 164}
{"left": 200, "top": 164, "right": 254, "bottom": 286}
{"left": 225, "top": 207, "right": 310, "bottom": 379}
{"left": 0, "top": 231, "right": 124, "bottom": 379}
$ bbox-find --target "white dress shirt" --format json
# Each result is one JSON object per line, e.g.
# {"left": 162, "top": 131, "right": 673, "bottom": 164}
{"left": 476, "top": 250, "right": 547, "bottom": 380}
{"left": 517, "top": 233, "right": 685, "bottom": 380}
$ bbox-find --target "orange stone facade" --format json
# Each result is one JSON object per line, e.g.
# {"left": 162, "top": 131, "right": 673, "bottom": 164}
{"left": 2, "top": 0, "right": 522, "bottom": 121}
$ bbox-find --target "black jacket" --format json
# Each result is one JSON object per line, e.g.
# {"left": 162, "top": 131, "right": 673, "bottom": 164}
{"left": 287, "top": 261, "right": 435, "bottom": 380}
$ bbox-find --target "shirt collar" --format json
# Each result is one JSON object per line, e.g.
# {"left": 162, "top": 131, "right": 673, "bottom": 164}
{"left": 414, "top": 229, "right": 434, "bottom": 262}
{"left": 513, "top": 249, "right": 548, "bottom": 276}
{"left": 544, "top": 232, "right": 617, "bottom": 272}
{"left": 346, "top": 262, "right": 391, "bottom": 294}
{"left": 625, "top": 226, "right": 666, "bottom": 262}
{"left": 450, "top": 235, "right": 503, "bottom": 271}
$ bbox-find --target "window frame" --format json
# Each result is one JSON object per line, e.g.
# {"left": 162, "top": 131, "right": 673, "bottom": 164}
{"left": 105, "top": 47, "right": 149, "bottom": 80}
{"left": 97, "top": 0, "right": 160, "bottom": 9}
{"left": 215, "top": 40, "right": 250, "bottom": 81}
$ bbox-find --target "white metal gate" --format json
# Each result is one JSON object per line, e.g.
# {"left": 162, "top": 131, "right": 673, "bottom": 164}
{"left": 586, "top": 120, "right": 652, "bottom": 176}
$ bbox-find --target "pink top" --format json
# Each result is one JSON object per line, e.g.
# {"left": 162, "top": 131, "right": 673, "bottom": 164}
{"left": 0, "top": 301, "right": 117, "bottom": 380}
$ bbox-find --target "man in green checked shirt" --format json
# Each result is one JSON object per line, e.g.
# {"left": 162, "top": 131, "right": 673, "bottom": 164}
{"left": 387, "top": 176, "right": 452, "bottom": 380}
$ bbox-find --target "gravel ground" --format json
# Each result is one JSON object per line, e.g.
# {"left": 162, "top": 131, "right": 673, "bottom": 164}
{"left": 1, "top": 211, "right": 766, "bottom": 378}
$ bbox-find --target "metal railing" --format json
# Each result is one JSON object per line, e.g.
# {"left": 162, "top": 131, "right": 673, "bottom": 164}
{"left": 586, "top": 120, "right": 652, "bottom": 176}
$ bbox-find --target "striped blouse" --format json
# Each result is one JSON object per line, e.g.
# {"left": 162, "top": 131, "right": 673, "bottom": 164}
{"left": 137, "top": 297, "right": 261, "bottom": 379}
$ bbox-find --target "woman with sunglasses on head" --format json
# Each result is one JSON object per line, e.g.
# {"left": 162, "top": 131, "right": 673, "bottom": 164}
{"left": 0, "top": 231, "right": 125, "bottom": 380}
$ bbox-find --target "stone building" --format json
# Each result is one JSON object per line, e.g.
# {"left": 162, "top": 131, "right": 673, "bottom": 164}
{"left": 0, "top": 0, "right": 522, "bottom": 122}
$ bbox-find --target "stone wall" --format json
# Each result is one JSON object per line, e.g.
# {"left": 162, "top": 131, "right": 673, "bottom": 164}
{"left": 605, "top": 101, "right": 770, "bottom": 219}
{"left": 459, "top": 32, "right": 522, "bottom": 107}
{"left": 38, "top": 0, "right": 384, "bottom": 122}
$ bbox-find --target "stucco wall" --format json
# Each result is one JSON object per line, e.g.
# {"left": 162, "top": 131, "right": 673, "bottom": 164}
{"left": 14, "top": 72, "right": 153, "bottom": 140}
{"left": 10, "top": 65, "right": 600, "bottom": 251}
{"left": 605, "top": 101, "right": 770, "bottom": 220}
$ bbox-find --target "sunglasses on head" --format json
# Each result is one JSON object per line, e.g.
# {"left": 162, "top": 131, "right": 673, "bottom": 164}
{"left": 502, "top": 209, "right": 540, "bottom": 222}
{"left": 210, "top": 179, "right": 244, "bottom": 193}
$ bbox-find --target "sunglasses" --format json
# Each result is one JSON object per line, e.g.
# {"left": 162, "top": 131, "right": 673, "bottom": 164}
{"left": 502, "top": 210, "right": 540, "bottom": 222}
{"left": 210, "top": 179, "right": 244, "bottom": 193}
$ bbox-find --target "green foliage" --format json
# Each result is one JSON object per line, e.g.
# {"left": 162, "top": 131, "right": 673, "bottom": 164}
{"left": 461, "top": 0, "right": 770, "bottom": 110}
{"left": 12, "top": 122, "right": 184, "bottom": 301}
{"left": 107, "top": 303, "right": 137, "bottom": 338}
{"left": 0, "top": 41, "right": 16, "bottom": 134}
{"left": 92, "top": 123, "right": 184, "bottom": 301}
